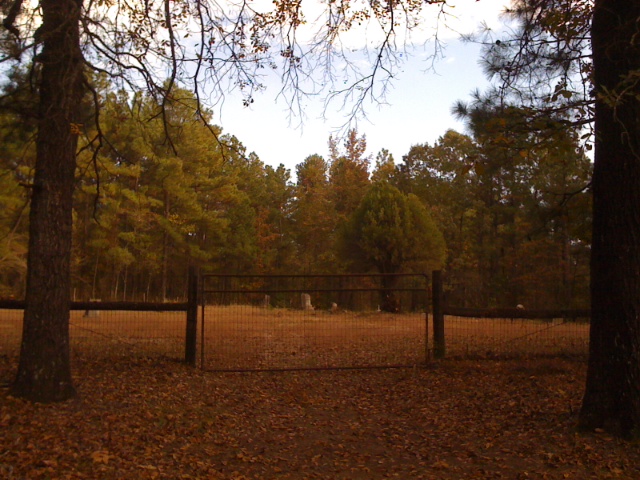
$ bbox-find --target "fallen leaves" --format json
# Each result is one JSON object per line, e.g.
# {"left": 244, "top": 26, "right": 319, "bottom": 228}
{"left": 0, "top": 356, "right": 639, "bottom": 479}
{"left": 90, "top": 450, "right": 111, "bottom": 464}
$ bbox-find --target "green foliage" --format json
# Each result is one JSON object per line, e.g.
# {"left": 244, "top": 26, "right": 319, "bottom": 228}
{"left": 394, "top": 106, "right": 592, "bottom": 308}
{"left": 341, "top": 181, "right": 445, "bottom": 275}
{"left": 291, "top": 154, "right": 338, "bottom": 273}
{"left": 0, "top": 67, "right": 35, "bottom": 298}
{"left": 0, "top": 69, "right": 590, "bottom": 310}
{"left": 70, "top": 84, "right": 285, "bottom": 300}
{"left": 371, "top": 149, "right": 395, "bottom": 183}
{"left": 328, "top": 130, "right": 371, "bottom": 222}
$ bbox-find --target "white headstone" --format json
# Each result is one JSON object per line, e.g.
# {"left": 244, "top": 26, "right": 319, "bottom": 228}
{"left": 301, "top": 293, "right": 314, "bottom": 311}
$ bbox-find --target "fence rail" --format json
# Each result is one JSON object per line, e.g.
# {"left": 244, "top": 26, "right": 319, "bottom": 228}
{"left": 442, "top": 306, "right": 591, "bottom": 320}
{"left": 0, "top": 300, "right": 189, "bottom": 311}
{"left": 0, "top": 269, "right": 199, "bottom": 370}
{"left": 0, "top": 271, "right": 592, "bottom": 374}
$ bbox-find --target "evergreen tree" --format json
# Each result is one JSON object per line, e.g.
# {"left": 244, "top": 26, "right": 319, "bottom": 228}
{"left": 328, "top": 129, "right": 371, "bottom": 223}
{"left": 292, "top": 154, "right": 336, "bottom": 272}
{"left": 341, "top": 181, "right": 445, "bottom": 311}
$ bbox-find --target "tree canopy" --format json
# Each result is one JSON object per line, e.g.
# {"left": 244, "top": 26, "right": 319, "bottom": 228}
{"left": 341, "top": 181, "right": 445, "bottom": 276}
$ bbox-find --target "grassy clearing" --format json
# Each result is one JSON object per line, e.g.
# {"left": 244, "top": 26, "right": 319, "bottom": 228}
{"left": 0, "top": 307, "right": 589, "bottom": 370}
{"left": 202, "top": 306, "right": 428, "bottom": 370}
{"left": 202, "top": 306, "right": 588, "bottom": 370}
{"left": 443, "top": 315, "right": 589, "bottom": 358}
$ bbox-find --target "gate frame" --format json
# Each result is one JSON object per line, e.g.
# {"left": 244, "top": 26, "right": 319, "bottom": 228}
{"left": 199, "top": 273, "right": 431, "bottom": 371}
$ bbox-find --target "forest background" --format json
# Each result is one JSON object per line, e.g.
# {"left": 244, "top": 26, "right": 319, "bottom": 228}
{"left": 0, "top": 67, "right": 592, "bottom": 310}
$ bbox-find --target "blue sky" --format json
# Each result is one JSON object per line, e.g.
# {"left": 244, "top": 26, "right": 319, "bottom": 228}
{"left": 214, "top": 0, "right": 511, "bottom": 174}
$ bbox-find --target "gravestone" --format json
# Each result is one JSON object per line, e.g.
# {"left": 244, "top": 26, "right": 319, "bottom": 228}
{"left": 262, "top": 295, "right": 271, "bottom": 308}
{"left": 301, "top": 293, "right": 314, "bottom": 311}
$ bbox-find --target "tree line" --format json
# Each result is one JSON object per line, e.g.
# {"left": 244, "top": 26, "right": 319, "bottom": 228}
{"left": 0, "top": 72, "right": 591, "bottom": 308}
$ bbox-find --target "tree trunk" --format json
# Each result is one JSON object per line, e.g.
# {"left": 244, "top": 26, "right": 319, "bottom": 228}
{"left": 11, "top": 0, "right": 84, "bottom": 402}
{"left": 579, "top": 0, "right": 640, "bottom": 437}
{"left": 162, "top": 190, "right": 169, "bottom": 302}
{"left": 91, "top": 254, "right": 100, "bottom": 299}
{"left": 379, "top": 273, "right": 400, "bottom": 313}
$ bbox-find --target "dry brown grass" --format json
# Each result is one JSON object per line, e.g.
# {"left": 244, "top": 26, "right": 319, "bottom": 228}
{"left": 202, "top": 305, "right": 427, "bottom": 370}
{"left": 0, "top": 309, "right": 186, "bottom": 360}
{"left": 0, "top": 307, "right": 589, "bottom": 372}
{"left": 443, "top": 315, "right": 589, "bottom": 358}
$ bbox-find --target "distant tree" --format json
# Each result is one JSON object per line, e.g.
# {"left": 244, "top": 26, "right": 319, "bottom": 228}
{"left": 0, "top": 170, "right": 28, "bottom": 298}
{"left": 395, "top": 131, "right": 487, "bottom": 305}
{"left": 328, "top": 129, "right": 371, "bottom": 223}
{"left": 292, "top": 154, "right": 337, "bottom": 272}
{"left": 371, "top": 149, "right": 396, "bottom": 183}
{"left": 341, "top": 181, "right": 445, "bottom": 311}
{"left": 394, "top": 120, "right": 591, "bottom": 309}
{"left": 72, "top": 87, "right": 235, "bottom": 300}
{"left": 453, "top": 102, "right": 592, "bottom": 307}
{"left": 255, "top": 164, "right": 295, "bottom": 274}
{"left": 0, "top": 68, "right": 34, "bottom": 299}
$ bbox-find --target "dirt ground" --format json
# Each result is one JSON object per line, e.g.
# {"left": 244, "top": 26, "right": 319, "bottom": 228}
{"left": 1, "top": 356, "right": 638, "bottom": 479}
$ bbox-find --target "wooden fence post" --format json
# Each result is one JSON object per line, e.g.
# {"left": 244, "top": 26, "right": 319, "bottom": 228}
{"left": 432, "top": 270, "right": 446, "bottom": 359}
{"left": 185, "top": 266, "right": 198, "bottom": 366}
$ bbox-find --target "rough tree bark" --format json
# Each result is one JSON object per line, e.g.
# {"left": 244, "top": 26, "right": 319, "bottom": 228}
{"left": 11, "top": 0, "right": 84, "bottom": 402}
{"left": 579, "top": 0, "right": 640, "bottom": 437}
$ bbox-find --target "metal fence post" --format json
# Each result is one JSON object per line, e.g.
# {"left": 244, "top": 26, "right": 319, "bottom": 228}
{"left": 432, "top": 270, "right": 445, "bottom": 359}
{"left": 423, "top": 274, "right": 430, "bottom": 364}
{"left": 185, "top": 266, "right": 198, "bottom": 366}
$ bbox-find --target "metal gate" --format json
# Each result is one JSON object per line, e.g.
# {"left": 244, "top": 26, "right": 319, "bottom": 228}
{"left": 200, "top": 274, "right": 430, "bottom": 371}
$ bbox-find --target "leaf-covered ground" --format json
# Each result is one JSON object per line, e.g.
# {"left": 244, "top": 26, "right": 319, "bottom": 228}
{"left": 1, "top": 357, "right": 638, "bottom": 479}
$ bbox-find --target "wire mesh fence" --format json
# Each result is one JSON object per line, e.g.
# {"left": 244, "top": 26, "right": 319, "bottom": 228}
{"left": 0, "top": 309, "right": 21, "bottom": 359}
{"left": 0, "top": 306, "right": 188, "bottom": 362}
{"left": 0, "top": 272, "right": 592, "bottom": 375}
{"left": 441, "top": 315, "right": 590, "bottom": 358}
{"left": 200, "top": 274, "right": 431, "bottom": 371}
{"left": 431, "top": 271, "right": 590, "bottom": 359}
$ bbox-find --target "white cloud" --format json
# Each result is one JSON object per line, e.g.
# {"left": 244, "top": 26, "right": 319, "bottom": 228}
{"left": 213, "top": 0, "right": 513, "bottom": 173}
